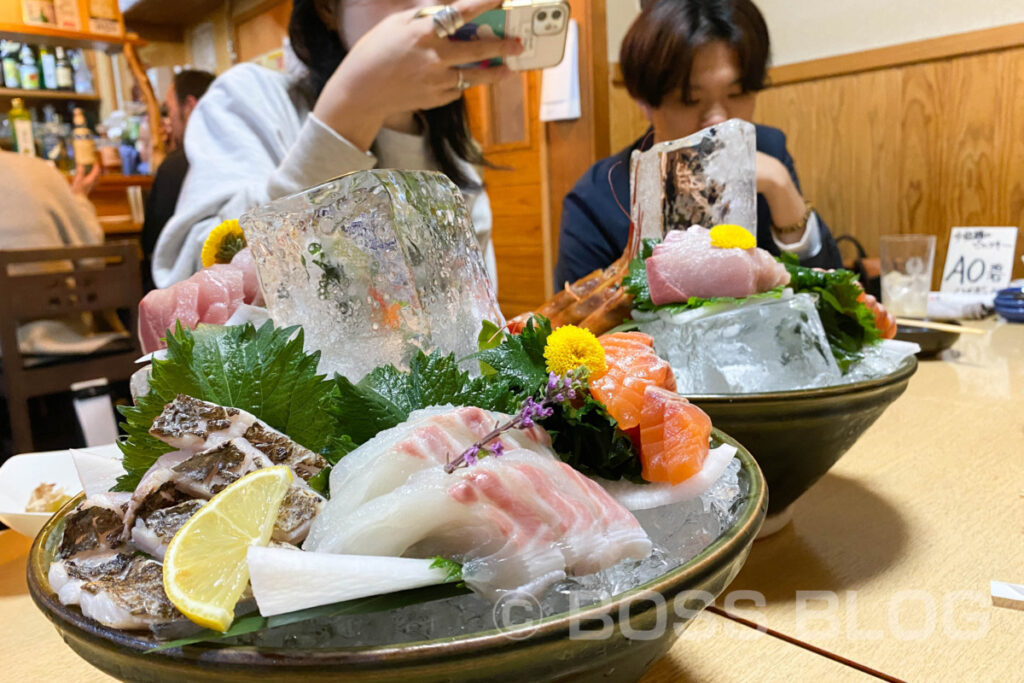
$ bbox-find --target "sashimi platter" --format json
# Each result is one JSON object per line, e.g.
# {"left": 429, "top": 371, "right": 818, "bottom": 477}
{"left": 29, "top": 168, "right": 766, "bottom": 682}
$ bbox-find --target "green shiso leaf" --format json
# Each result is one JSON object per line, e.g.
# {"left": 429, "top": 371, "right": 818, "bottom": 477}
{"left": 323, "top": 350, "right": 523, "bottom": 447}
{"left": 115, "top": 322, "right": 346, "bottom": 492}
{"left": 621, "top": 238, "right": 659, "bottom": 310}
{"left": 473, "top": 316, "right": 552, "bottom": 392}
{"left": 476, "top": 319, "right": 504, "bottom": 376}
{"left": 781, "top": 261, "right": 882, "bottom": 372}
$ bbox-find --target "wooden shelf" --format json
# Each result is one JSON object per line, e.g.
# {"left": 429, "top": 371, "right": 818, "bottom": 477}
{"left": 0, "top": 87, "right": 100, "bottom": 102}
{"left": 0, "top": 23, "right": 143, "bottom": 53}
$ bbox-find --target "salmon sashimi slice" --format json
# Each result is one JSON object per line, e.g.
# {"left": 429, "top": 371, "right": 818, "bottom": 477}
{"left": 638, "top": 386, "right": 712, "bottom": 485}
{"left": 589, "top": 332, "right": 676, "bottom": 430}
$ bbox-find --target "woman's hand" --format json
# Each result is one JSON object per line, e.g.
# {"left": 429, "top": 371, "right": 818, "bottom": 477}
{"left": 313, "top": 0, "right": 523, "bottom": 151}
{"left": 756, "top": 151, "right": 808, "bottom": 245}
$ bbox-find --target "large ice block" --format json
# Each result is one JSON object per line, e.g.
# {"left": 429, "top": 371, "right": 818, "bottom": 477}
{"left": 241, "top": 170, "right": 504, "bottom": 380}
{"left": 630, "top": 118, "right": 757, "bottom": 241}
{"left": 634, "top": 293, "right": 842, "bottom": 394}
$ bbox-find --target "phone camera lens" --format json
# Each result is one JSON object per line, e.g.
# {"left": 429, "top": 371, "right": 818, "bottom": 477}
{"left": 537, "top": 11, "right": 547, "bottom": 20}
{"left": 552, "top": 10, "right": 562, "bottom": 19}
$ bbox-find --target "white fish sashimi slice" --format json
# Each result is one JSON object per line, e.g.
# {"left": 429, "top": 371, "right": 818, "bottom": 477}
{"left": 595, "top": 445, "right": 738, "bottom": 511}
{"left": 308, "top": 405, "right": 553, "bottom": 549}
{"left": 71, "top": 445, "right": 126, "bottom": 497}
{"left": 308, "top": 450, "right": 651, "bottom": 601}
{"left": 247, "top": 546, "right": 451, "bottom": 617}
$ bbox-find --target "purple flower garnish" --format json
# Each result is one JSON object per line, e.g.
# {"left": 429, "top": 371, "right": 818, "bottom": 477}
{"left": 444, "top": 368, "right": 589, "bottom": 474}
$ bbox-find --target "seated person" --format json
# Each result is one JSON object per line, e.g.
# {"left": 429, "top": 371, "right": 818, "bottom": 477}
{"left": 141, "top": 69, "right": 215, "bottom": 291}
{"left": 152, "top": 0, "right": 522, "bottom": 289}
{"left": 555, "top": 0, "right": 843, "bottom": 286}
{"left": 0, "top": 153, "right": 127, "bottom": 354}
{"left": 0, "top": 152, "right": 102, "bottom": 259}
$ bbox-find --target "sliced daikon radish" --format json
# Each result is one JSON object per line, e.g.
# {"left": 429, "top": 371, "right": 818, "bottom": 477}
{"left": 247, "top": 546, "right": 453, "bottom": 617}
{"left": 594, "top": 444, "right": 738, "bottom": 511}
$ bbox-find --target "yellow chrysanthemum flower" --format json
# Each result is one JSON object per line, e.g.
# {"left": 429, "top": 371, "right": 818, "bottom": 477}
{"left": 544, "top": 325, "right": 607, "bottom": 377}
{"left": 710, "top": 224, "right": 756, "bottom": 250}
{"left": 201, "top": 219, "right": 247, "bottom": 268}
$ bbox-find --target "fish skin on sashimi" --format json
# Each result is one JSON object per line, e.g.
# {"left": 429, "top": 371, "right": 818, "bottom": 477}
{"left": 645, "top": 226, "right": 790, "bottom": 305}
{"left": 306, "top": 450, "right": 651, "bottom": 601}
{"left": 306, "top": 405, "right": 553, "bottom": 549}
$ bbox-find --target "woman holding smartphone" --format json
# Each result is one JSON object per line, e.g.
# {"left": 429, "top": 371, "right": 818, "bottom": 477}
{"left": 554, "top": 0, "right": 844, "bottom": 286}
{"left": 152, "top": 0, "right": 522, "bottom": 289}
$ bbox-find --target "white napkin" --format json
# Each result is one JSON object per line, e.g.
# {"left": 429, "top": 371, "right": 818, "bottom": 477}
{"left": 926, "top": 291, "right": 994, "bottom": 320}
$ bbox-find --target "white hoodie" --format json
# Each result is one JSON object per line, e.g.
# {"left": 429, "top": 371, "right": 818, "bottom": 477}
{"left": 151, "top": 62, "right": 495, "bottom": 289}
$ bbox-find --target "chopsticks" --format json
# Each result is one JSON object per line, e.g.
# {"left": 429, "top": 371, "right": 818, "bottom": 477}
{"left": 894, "top": 318, "right": 987, "bottom": 335}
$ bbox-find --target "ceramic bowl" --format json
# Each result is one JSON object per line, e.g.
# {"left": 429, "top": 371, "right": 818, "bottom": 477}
{"left": 0, "top": 451, "right": 83, "bottom": 537}
{"left": 895, "top": 320, "right": 961, "bottom": 357}
{"left": 689, "top": 357, "right": 917, "bottom": 526}
{"left": 994, "top": 287, "right": 1024, "bottom": 322}
{"left": 27, "top": 432, "right": 766, "bottom": 683}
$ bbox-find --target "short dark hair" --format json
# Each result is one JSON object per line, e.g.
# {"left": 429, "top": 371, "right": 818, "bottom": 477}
{"left": 173, "top": 69, "right": 216, "bottom": 107}
{"left": 621, "top": 0, "right": 771, "bottom": 108}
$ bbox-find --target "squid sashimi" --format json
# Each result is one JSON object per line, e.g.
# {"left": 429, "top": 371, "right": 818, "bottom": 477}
{"left": 588, "top": 332, "right": 676, "bottom": 430}
{"left": 305, "top": 405, "right": 553, "bottom": 545}
{"left": 638, "top": 386, "right": 712, "bottom": 485}
{"left": 305, "top": 450, "right": 652, "bottom": 600}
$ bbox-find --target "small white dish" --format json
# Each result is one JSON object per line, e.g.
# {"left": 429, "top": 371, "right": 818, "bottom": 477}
{"left": 0, "top": 451, "right": 84, "bottom": 538}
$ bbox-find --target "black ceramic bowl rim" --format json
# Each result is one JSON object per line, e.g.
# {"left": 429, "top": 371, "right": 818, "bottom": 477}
{"left": 684, "top": 355, "right": 918, "bottom": 403}
{"left": 27, "top": 433, "right": 767, "bottom": 669}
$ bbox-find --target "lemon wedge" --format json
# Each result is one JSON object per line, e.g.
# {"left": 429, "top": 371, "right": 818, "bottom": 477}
{"left": 163, "top": 465, "right": 293, "bottom": 632}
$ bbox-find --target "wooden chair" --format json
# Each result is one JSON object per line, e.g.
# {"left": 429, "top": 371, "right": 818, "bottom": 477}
{"left": 0, "top": 242, "right": 143, "bottom": 455}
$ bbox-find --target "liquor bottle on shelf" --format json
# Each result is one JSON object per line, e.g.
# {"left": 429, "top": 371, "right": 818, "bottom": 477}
{"left": 2, "top": 41, "right": 21, "bottom": 89}
{"left": 54, "top": 47, "right": 74, "bottom": 91}
{"left": 8, "top": 97, "right": 35, "bottom": 156}
{"left": 39, "top": 45, "right": 58, "bottom": 90}
{"left": 18, "top": 44, "right": 41, "bottom": 90}
{"left": 70, "top": 49, "right": 94, "bottom": 94}
{"left": 72, "top": 107, "right": 97, "bottom": 168}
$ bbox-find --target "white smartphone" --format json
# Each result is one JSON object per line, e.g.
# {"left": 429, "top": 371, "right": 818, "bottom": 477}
{"left": 452, "top": 1, "right": 571, "bottom": 71}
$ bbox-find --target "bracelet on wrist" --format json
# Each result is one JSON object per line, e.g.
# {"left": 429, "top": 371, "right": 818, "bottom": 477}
{"left": 772, "top": 201, "right": 813, "bottom": 236}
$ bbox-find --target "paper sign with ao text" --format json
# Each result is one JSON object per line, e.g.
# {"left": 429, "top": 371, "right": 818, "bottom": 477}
{"left": 940, "top": 227, "right": 1018, "bottom": 295}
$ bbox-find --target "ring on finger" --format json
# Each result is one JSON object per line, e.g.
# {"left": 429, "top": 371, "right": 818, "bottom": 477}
{"left": 456, "top": 69, "right": 470, "bottom": 91}
{"left": 415, "top": 5, "right": 465, "bottom": 39}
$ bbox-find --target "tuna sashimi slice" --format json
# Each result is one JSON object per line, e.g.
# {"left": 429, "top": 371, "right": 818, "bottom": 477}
{"left": 230, "top": 248, "right": 265, "bottom": 306}
{"left": 645, "top": 226, "right": 791, "bottom": 306}
{"left": 193, "top": 264, "right": 245, "bottom": 325}
{"left": 138, "top": 280, "right": 201, "bottom": 353}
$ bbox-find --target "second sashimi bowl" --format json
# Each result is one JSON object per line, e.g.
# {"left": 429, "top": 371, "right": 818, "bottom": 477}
{"left": 689, "top": 356, "right": 917, "bottom": 528}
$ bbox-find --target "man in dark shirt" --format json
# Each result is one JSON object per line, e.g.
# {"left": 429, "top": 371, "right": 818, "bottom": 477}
{"left": 141, "top": 69, "right": 215, "bottom": 291}
{"left": 555, "top": 0, "right": 843, "bottom": 286}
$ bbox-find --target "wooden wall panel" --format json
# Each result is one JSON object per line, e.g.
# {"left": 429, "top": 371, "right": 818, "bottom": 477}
{"left": 607, "top": 43, "right": 1024, "bottom": 286}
